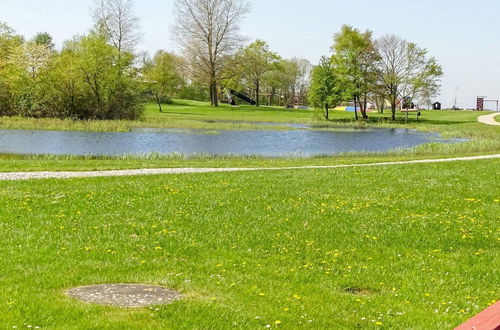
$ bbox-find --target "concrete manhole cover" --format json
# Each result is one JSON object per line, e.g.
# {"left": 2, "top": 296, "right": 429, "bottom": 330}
{"left": 66, "top": 284, "right": 182, "bottom": 308}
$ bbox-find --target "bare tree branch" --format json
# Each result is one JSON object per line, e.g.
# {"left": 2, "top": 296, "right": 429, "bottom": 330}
{"left": 173, "top": 0, "right": 250, "bottom": 106}
{"left": 92, "top": 0, "right": 141, "bottom": 54}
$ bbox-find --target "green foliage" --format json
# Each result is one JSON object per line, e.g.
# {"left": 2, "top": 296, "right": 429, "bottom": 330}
{"left": 261, "top": 58, "right": 309, "bottom": 106}
{"left": 309, "top": 56, "right": 341, "bottom": 119}
{"left": 177, "top": 82, "right": 210, "bottom": 102}
{"left": 32, "top": 32, "right": 55, "bottom": 50}
{"left": 0, "top": 22, "right": 24, "bottom": 115}
{"left": 375, "top": 35, "right": 444, "bottom": 120}
{"left": 1, "top": 31, "right": 143, "bottom": 120}
{"left": 142, "top": 51, "right": 185, "bottom": 111}
{"left": 233, "top": 40, "right": 281, "bottom": 106}
{"left": 7, "top": 41, "right": 54, "bottom": 117}
{"left": 332, "top": 25, "right": 379, "bottom": 119}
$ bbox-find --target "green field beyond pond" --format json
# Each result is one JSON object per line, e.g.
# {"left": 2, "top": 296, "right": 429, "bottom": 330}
{"left": 0, "top": 159, "right": 498, "bottom": 328}
{"left": 0, "top": 99, "right": 496, "bottom": 133}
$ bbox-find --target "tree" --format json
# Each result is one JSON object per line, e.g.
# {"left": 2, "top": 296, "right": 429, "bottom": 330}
{"left": 0, "top": 22, "right": 23, "bottom": 115}
{"left": 92, "top": 0, "right": 140, "bottom": 54}
{"left": 173, "top": 0, "right": 250, "bottom": 107}
{"left": 10, "top": 42, "right": 52, "bottom": 79}
{"left": 143, "top": 51, "right": 185, "bottom": 112}
{"left": 291, "top": 58, "right": 312, "bottom": 106}
{"left": 234, "top": 40, "right": 280, "bottom": 106}
{"left": 332, "top": 25, "right": 378, "bottom": 120}
{"left": 8, "top": 41, "right": 54, "bottom": 117}
{"left": 374, "top": 35, "right": 443, "bottom": 121}
{"left": 261, "top": 67, "right": 283, "bottom": 106}
{"left": 309, "top": 56, "right": 340, "bottom": 120}
{"left": 32, "top": 32, "right": 55, "bottom": 50}
{"left": 62, "top": 33, "right": 142, "bottom": 120}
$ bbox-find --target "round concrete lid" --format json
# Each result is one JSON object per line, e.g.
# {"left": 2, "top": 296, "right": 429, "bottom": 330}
{"left": 66, "top": 284, "right": 182, "bottom": 308}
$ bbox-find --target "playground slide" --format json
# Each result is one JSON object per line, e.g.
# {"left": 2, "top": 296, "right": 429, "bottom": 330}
{"left": 229, "top": 89, "right": 257, "bottom": 105}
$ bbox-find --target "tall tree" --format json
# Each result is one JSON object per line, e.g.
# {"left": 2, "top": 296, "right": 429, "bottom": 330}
{"left": 32, "top": 32, "right": 55, "bottom": 50}
{"left": 173, "top": 0, "right": 250, "bottom": 107}
{"left": 291, "top": 58, "right": 312, "bottom": 106}
{"left": 143, "top": 51, "right": 185, "bottom": 112}
{"left": 375, "top": 35, "right": 443, "bottom": 121}
{"left": 234, "top": 40, "right": 280, "bottom": 106}
{"left": 0, "top": 22, "right": 23, "bottom": 115}
{"left": 63, "top": 33, "right": 142, "bottom": 120}
{"left": 92, "top": 0, "right": 140, "bottom": 54}
{"left": 332, "top": 25, "right": 378, "bottom": 120}
{"left": 309, "top": 56, "right": 340, "bottom": 120}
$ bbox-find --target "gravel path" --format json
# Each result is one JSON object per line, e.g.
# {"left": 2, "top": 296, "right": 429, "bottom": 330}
{"left": 1, "top": 154, "right": 499, "bottom": 181}
{"left": 478, "top": 113, "right": 500, "bottom": 126}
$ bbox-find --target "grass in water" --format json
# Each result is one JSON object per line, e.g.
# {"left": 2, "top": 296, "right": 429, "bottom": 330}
{"left": 0, "top": 159, "right": 498, "bottom": 328}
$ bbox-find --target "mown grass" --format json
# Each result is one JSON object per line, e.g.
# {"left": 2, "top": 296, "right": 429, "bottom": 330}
{"left": 0, "top": 159, "right": 498, "bottom": 329}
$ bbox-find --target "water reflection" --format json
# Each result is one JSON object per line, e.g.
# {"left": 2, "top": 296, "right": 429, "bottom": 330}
{"left": 0, "top": 128, "right": 463, "bottom": 157}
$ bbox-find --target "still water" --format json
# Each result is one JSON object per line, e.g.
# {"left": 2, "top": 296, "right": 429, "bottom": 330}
{"left": 0, "top": 127, "right": 460, "bottom": 157}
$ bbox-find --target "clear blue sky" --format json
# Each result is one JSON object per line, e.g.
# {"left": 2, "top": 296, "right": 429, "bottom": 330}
{"left": 2, "top": 0, "right": 500, "bottom": 109}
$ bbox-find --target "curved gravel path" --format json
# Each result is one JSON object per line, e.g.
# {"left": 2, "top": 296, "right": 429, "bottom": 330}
{"left": 1, "top": 154, "right": 499, "bottom": 181}
{"left": 478, "top": 112, "right": 500, "bottom": 126}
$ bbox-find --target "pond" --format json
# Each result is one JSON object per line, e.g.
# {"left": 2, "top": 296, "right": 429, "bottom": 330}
{"left": 0, "top": 127, "right": 462, "bottom": 157}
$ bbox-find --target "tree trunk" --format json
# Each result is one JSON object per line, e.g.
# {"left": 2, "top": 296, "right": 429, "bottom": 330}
{"left": 210, "top": 80, "right": 219, "bottom": 107}
{"left": 391, "top": 101, "right": 397, "bottom": 121}
{"left": 256, "top": 79, "right": 260, "bottom": 107}
{"left": 155, "top": 93, "right": 163, "bottom": 113}
{"left": 354, "top": 97, "right": 359, "bottom": 121}
{"left": 360, "top": 95, "right": 368, "bottom": 119}
{"left": 209, "top": 83, "right": 214, "bottom": 106}
{"left": 325, "top": 103, "right": 329, "bottom": 120}
{"left": 213, "top": 82, "right": 218, "bottom": 107}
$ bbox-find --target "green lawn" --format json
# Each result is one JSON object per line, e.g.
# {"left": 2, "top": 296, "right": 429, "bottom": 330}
{"left": 0, "top": 159, "right": 498, "bottom": 329}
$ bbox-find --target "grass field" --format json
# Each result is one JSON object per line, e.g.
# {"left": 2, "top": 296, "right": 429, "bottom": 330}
{"left": 0, "top": 100, "right": 498, "bottom": 329}
{"left": 0, "top": 159, "right": 498, "bottom": 329}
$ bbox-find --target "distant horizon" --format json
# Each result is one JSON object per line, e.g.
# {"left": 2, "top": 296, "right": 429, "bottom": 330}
{"left": 2, "top": 0, "right": 500, "bottom": 109}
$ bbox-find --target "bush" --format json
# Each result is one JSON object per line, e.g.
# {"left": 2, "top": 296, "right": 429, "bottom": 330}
{"left": 1, "top": 29, "right": 144, "bottom": 120}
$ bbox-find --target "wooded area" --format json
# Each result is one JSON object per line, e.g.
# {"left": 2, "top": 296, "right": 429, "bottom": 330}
{"left": 0, "top": 0, "right": 442, "bottom": 121}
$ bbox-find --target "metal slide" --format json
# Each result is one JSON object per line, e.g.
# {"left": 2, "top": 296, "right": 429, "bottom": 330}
{"left": 229, "top": 89, "right": 257, "bottom": 105}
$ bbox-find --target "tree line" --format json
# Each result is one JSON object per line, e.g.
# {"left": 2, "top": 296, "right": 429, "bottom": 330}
{"left": 309, "top": 25, "right": 443, "bottom": 121}
{"left": 0, "top": 0, "right": 443, "bottom": 121}
{"left": 0, "top": 0, "right": 145, "bottom": 120}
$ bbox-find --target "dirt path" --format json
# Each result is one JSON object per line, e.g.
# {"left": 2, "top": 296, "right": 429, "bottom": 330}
{"left": 478, "top": 113, "right": 500, "bottom": 126}
{"left": 0, "top": 154, "right": 499, "bottom": 181}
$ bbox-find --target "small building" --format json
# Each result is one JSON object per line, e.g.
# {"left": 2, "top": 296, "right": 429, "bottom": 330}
{"left": 432, "top": 102, "right": 442, "bottom": 110}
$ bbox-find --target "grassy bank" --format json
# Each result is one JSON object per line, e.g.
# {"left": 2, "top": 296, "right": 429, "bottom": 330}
{"left": 0, "top": 144, "right": 499, "bottom": 173}
{"left": 0, "top": 100, "right": 315, "bottom": 133}
{"left": 0, "top": 159, "right": 498, "bottom": 328}
{"left": 0, "top": 100, "right": 497, "bottom": 136}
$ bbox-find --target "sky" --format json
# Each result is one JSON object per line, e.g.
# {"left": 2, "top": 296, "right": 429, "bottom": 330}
{"left": 1, "top": 0, "right": 500, "bottom": 109}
